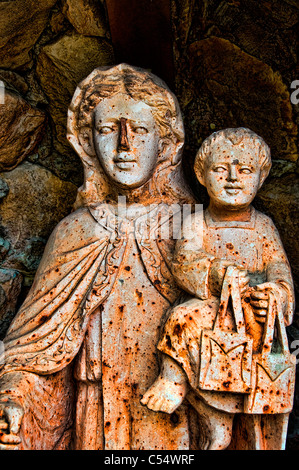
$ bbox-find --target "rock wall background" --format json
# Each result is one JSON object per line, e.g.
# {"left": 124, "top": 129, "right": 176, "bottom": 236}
{"left": 0, "top": 0, "right": 298, "bottom": 447}
{"left": 0, "top": 0, "right": 114, "bottom": 333}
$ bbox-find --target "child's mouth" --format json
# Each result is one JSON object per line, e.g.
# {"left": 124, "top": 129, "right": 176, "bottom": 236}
{"left": 224, "top": 186, "right": 242, "bottom": 195}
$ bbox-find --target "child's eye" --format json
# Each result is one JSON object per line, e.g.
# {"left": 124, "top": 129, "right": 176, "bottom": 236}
{"left": 239, "top": 168, "right": 252, "bottom": 174}
{"left": 213, "top": 166, "right": 227, "bottom": 172}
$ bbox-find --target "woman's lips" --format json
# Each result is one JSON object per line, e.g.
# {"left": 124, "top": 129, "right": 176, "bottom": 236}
{"left": 114, "top": 160, "right": 136, "bottom": 170}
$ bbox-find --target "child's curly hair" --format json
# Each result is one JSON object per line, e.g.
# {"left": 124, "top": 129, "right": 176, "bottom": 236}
{"left": 194, "top": 127, "right": 272, "bottom": 182}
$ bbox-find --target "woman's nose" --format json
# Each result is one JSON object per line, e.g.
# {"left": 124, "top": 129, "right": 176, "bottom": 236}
{"left": 118, "top": 118, "right": 130, "bottom": 151}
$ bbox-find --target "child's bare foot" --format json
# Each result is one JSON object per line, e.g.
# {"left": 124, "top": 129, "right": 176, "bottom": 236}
{"left": 141, "top": 376, "right": 188, "bottom": 414}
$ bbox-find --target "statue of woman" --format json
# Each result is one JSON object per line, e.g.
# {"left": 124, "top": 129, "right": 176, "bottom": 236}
{"left": 0, "top": 64, "right": 196, "bottom": 450}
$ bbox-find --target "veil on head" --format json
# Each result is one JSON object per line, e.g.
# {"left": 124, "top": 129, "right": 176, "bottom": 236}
{"left": 67, "top": 63, "right": 194, "bottom": 208}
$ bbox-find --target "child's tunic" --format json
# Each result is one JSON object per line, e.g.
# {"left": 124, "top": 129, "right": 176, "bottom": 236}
{"left": 158, "top": 206, "right": 294, "bottom": 413}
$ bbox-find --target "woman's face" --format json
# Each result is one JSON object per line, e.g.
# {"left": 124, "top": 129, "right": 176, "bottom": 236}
{"left": 93, "top": 94, "right": 160, "bottom": 189}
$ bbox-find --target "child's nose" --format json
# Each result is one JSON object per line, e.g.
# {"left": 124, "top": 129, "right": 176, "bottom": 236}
{"left": 228, "top": 165, "right": 238, "bottom": 181}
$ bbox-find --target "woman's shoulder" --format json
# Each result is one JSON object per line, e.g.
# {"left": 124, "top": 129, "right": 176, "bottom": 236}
{"left": 47, "top": 205, "right": 110, "bottom": 250}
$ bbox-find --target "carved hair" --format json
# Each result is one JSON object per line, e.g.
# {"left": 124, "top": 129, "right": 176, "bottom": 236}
{"left": 194, "top": 127, "right": 272, "bottom": 180}
{"left": 76, "top": 66, "right": 183, "bottom": 144}
{"left": 67, "top": 64, "right": 193, "bottom": 207}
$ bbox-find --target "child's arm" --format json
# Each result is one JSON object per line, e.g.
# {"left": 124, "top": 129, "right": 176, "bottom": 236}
{"left": 250, "top": 215, "right": 294, "bottom": 326}
{"left": 172, "top": 212, "right": 249, "bottom": 299}
{"left": 172, "top": 237, "right": 216, "bottom": 299}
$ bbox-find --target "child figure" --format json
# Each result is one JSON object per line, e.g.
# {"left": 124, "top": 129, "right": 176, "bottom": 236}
{"left": 141, "top": 128, "right": 295, "bottom": 450}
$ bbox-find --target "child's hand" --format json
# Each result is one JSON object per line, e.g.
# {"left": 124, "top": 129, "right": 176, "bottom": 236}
{"left": 209, "top": 259, "right": 250, "bottom": 296}
{"left": 209, "top": 259, "right": 234, "bottom": 295}
{"left": 249, "top": 282, "right": 288, "bottom": 323}
{"left": 238, "top": 269, "right": 250, "bottom": 294}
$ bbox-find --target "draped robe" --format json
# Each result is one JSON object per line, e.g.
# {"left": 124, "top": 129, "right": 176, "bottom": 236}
{"left": 0, "top": 202, "right": 196, "bottom": 450}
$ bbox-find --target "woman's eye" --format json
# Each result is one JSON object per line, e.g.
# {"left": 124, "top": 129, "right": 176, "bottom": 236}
{"left": 240, "top": 168, "right": 252, "bottom": 174}
{"left": 98, "top": 126, "right": 115, "bottom": 135}
{"left": 214, "top": 166, "right": 227, "bottom": 172}
{"left": 133, "top": 126, "right": 148, "bottom": 134}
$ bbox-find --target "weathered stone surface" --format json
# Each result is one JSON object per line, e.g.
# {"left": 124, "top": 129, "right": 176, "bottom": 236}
{"left": 284, "top": 0, "right": 299, "bottom": 7}
{"left": 194, "top": 0, "right": 298, "bottom": 72}
{"left": 0, "top": 269, "right": 23, "bottom": 340}
{"left": 62, "top": 0, "right": 108, "bottom": 37}
{"left": 49, "top": 5, "right": 71, "bottom": 35}
{"left": 0, "top": 162, "right": 77, "bottom": 276}
{"left": 170, "top": 0, "right": 299, "bottom": 447}
{"left": 0, "top": 70, "right": 29, "bottom": 96}
{"left": 36, "top": 31, "right": 114, "bottom": 163}
{"left": 0, "top": 0, "right": 57, "bottom": 69}
{"left": 0, "top": 0, "right": 296, "bottom": 450}
{"left": 256, "top": 173, "right": 299, "bottom": 449}
{"left": 0, "top": 178, "right": 9, "bottom": 200}
{"left": 143, "top": 127, "right": 295, "bottom": 450}
{"left": 0, "top": 64, "right": 196, "bottom": 450}
{"left": 181, "top": 37, "right": 297, "bottom": 175}
{"left": 0, "top": 90, "right": 46, "bottom": 171}
{"left": 172, "top": 0, "right": 298, "bottom": 74}
{"left": 256, "top": 173, "right": 299, "bottom": 309}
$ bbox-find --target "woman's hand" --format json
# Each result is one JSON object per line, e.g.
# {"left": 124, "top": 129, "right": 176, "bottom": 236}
{"left": 0, "top": 398, "right": 23, "bottom": 449}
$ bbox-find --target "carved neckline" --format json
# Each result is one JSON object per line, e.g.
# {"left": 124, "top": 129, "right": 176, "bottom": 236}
{"left": 205, "top": 206, "right": 257, "bottom": 229}
{"left": 88, "top": 202, "right": 180, "bottom": 228}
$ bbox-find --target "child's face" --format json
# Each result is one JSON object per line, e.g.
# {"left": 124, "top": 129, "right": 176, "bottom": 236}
{"left": 203, "top": 140, "right": 262, "bottom": 210}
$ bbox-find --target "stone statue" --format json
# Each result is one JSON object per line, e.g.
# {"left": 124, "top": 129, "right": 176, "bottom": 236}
{"left": 142, "top": 128, "right": 296, "bottom": 450}
{"left": 0, "top": 64, "right": 197, "bottom": 450}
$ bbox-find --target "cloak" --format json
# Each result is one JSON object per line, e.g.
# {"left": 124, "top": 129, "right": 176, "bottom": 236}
{"left": 0, "top": 202, "right": 194, "bottom": 450}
